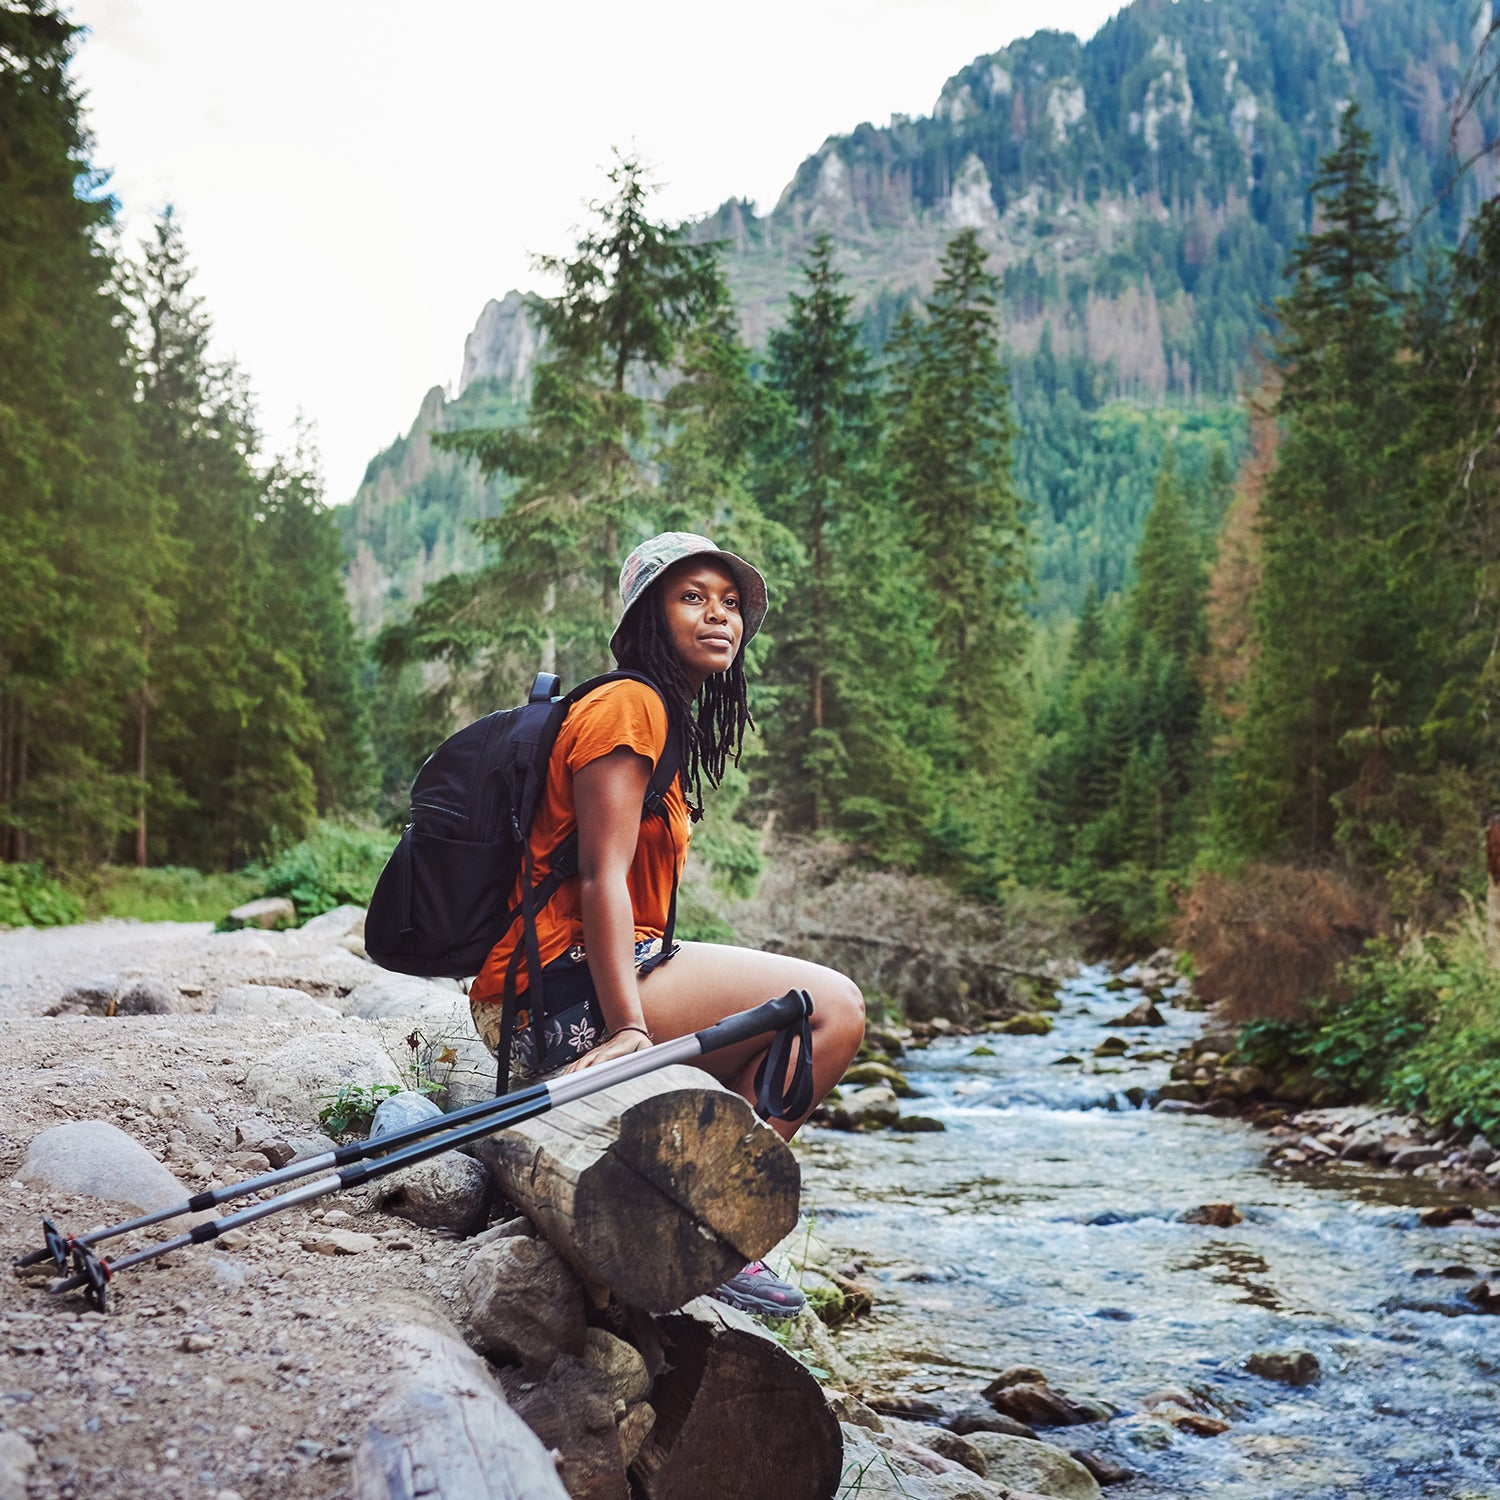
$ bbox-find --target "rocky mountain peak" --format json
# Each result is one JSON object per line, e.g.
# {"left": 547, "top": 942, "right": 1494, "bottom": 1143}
{"left": 460, "top": 289, "right": 540, "bottom": 398}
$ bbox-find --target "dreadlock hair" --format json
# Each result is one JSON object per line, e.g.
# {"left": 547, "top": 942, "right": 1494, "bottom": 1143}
{"left": 612, "top": 580, "right": 752, "bottom": 816}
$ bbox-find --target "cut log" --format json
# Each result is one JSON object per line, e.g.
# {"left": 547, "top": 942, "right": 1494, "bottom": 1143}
{"left": 631, "top": 1296, "right": 843, "bottom": 1500}
{"left": 352, "top": 1317, "right": 568, "bottom": 1500}
{"left": 472, "top": 1064, "right": 799, "bottom": 1312}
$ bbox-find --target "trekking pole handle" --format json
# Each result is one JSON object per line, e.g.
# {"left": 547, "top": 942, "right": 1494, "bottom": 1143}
{"left": 692, "top": 988, "right": 813, "bottom": 1058}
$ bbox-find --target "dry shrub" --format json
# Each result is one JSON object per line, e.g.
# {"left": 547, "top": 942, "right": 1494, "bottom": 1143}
{"left": 728, "top": 838, "right": 1079, "bottom": 1022}
{"left": 1175, "top": 863, "right": 1384, "bottom": 1023}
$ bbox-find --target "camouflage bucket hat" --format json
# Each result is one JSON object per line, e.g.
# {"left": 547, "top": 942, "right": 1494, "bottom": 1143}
{"left": 610, "top": 531, "right": 769, "bottom": 657}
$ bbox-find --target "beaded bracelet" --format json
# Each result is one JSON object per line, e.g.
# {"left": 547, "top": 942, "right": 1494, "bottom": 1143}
{"left": 609, "top": 1024, "right": 654, "bottom": 1045}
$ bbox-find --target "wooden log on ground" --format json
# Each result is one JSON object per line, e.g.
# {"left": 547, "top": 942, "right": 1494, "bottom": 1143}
{"left": 631, "top": 1296, "right": 843, "bottom": 1500}
{"left": 352, "top": 1317, "right": 569, "bottom": 1500}
{"left": 472, "top": 1064, "right": 799, "bottom": 1313}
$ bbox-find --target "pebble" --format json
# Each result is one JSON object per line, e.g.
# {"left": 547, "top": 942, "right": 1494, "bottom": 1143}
{"left": 180, "top": 1334, "right": 214, "bottom": 1353}
{"left": 304, "top": 1229, "right": 378, "bottom": 1256}
{"left": 217, "top": 1229, "right": 252, "bottom": 1251}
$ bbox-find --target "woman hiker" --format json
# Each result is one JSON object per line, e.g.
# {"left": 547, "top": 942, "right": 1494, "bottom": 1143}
{"left": 467, "top": 531, "right": 866, "bottom": 1318}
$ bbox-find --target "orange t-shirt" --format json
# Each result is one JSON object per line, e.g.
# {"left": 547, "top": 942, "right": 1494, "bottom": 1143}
{"left": 471, "top": 679, "right": 690, "bottom": 1004}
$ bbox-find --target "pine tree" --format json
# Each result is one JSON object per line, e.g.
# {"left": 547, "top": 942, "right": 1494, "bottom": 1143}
{"left": 887, "top": 230, "right": 1030, "bottom": 784}
{"left": 1229, "top": 105, "right": 1412, "bottom": 860}
{"left": 417, "top": 152, "right": 728, "bottom": 702}
{"left": 0, "top": 2, "right": 169, "bottom": 867}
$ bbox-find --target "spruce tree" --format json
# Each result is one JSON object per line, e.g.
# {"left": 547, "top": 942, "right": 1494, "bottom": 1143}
{"left": 419, "top": 152, "right": 728, "bottom": 701}
{"left": 1229, "top": 105, "right": 1412, "bottom": 859}
{"left": 887, "top": 230, "right": 1030, "bottom": 782}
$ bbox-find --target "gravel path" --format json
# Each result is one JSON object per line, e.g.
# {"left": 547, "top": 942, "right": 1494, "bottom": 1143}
{"left": 0, "top": 916, "right": 481, "bottom": 1500}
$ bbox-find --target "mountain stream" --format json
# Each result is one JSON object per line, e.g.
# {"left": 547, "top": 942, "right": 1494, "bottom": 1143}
{"left": 797, "top": 965, "right": 1500, "bottom": 1499}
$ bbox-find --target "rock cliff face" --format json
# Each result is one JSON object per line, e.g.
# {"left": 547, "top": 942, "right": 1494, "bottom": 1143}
{"left": 459, "top": 289, "right": 540, "bottom": 398}
{"left": 339, "top": 0, "right": 1493, "bottom": 632}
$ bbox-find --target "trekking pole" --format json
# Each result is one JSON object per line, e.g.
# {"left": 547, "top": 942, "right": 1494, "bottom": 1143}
{"left": 40, "top": 988, "right": 814, "bottom": 1311}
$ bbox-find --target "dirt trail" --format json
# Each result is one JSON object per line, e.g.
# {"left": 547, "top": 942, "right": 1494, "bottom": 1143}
{"left": 0, "top": 919, "right": 480, "bottom": 1500}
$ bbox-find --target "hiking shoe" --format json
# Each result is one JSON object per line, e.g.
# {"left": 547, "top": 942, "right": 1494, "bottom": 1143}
{"left": 710, "top": 1260, "right": 806, "bottom": 1320}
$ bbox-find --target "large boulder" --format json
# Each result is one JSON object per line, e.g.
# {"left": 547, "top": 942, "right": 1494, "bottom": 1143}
{"left": 836, "top": 1423, "right": 1004, "bottom": 1499}
{"left": 17, "top": 1120, "right": 189, "bottom": 1214}
{"left": 226, "top": 896, "right": 295, "bottom": 929}
{"left": 829, "top": 1084, "right": 900, "bottom": 1131}
{"left": 347, "top": 974, "right": 467, "bottom": 1022}
{"left": 965, "top": 1433, "right": 1102, "bottom": 1500}
{"left": 214, "top": 984, "right": 341, "bottom": 1020}
{"left": 242, "top": 1033, "right": 401, "bottom": 1120}
{"left": 461, "top": 1232, "right": 587, "bottom": 1368}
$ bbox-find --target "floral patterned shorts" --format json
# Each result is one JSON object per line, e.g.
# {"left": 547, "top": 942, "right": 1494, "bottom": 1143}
{"left": 469, "top": 938, "right": 677, "bottom": 1082}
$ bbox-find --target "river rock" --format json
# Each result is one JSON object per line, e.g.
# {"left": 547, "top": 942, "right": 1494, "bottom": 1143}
{"left": 17, "top": 1119, "right": 189, "bottom": 1213}
{"left": 372, "top": 1151, "right": 491, "bottom": 1235}
{"left": 1465, "top": 1280, "right": 1500, "bottom": 1312}
{"left": 842, "top": 1060, "right": 916, "bottom": 1095}
{"left": 837, "top": 1423, "right": 1002, "bottom": 1500}
{"left": 941, "top": 1402, "right": 1036, "bottom": 1439}
{"left": 997, "top": 1012, "right": 1053, "bottom": 1036}
{"left": 213, "top": 984, "right": 340, "bottom": 1020}
{"left": 461, "top": 1232, "right": 586, "bottom": 1367}
{"left": 1390, "top": 1145, "right": 1444, "bottom": 1170}
{"left": 1068, "top": 1449, "right": 1135, "bottom": 1486}
{"left": 1244, "top": 1349, "right": 1320, "bottom": 1385}
{"left": 1093, "top": 1036, "right": 1127, "bottom": 1057}
{"left": 892, "top": 1114, "right": 947, "bottom": 1132}
{"left": 1179, "top": 1203, "right": 1244, "bottom": 1227}
{"left": 881, "top": 1420, "right": 987, "bottom": 1476}
{"left": 1338, "top": 1119, "right": 1392, "bottom": 1160}
{"left": 830, "top": 1084, "right": 900, "bottom": 1131}
{"left": 242, "top": 1033, "right": 401, "bottom": 1120}
{"left": 1469, "top": 1132, "right": 1497, "bottom": 1168}
{"left": 965, "top": 1434, "right": 1102, "bottom": 1499}
{"left": 984, "top": 1380, "right": 1096, "bottom": 1428}
{"left": 0, "top": 1431, "right": 37, "bottom": 1500}
{"left": 227, "top": 896, "right": 295, "bottom": 929}
{"left": 1108, "top": 1000, "right": 1165, "bottom": 1028}
{"left": 1156, "top": 1082, "right": 1201, "bottom": 1104}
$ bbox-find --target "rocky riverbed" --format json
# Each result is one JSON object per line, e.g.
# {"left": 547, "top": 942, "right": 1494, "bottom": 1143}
{"left": 5, "top": 920, "right": 1500, "bottom": 1500}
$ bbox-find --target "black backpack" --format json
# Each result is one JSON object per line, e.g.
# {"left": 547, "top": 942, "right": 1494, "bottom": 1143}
{"left": 365, "top": 669, "right": 683, "bottom": 1076}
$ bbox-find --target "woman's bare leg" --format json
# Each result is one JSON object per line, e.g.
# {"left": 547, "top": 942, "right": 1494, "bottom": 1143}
{"left": 637, "top": 941, "right": 865, "bottom": 1140}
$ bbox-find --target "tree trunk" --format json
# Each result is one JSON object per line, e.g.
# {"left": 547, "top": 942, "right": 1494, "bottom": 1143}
{"left": 136, "top": 676, "right": 149, "bottom": 869}
{"left": 631, "top": 1297, "right": 843, "bottom": 1500}
{"left": 1487, "top": 813, "right": 1500, "bottom": 963}
{"left": 353, "top": 1317, "right": 569, "bottom": 1500}
{"left": 471, "top": 1064, "right": 800, "bottom": 1313}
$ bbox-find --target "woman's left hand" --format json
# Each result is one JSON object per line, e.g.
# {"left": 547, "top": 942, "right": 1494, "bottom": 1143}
{"left": 561, "top": 1028, "right": 653, "bottom": 1074}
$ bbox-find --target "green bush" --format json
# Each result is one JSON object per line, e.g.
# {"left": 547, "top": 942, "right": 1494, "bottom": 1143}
{"left": 74, "top": 865, "right": 258, "bottom": 923}
{"left": 0, "top": 863, "right": 83, "bottom": 928}
{"left": 249, "top": 821, "right": 392, "bottom": 920}
{"left": 1241, "top": 916, "right": 1500, "bottom": 1139}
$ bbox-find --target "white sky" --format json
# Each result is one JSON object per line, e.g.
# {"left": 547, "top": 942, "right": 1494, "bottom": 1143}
{"left": 67, "top": 0, "right": 1127, "bottom": 505}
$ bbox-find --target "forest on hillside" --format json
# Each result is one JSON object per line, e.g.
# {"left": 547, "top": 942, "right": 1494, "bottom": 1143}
{"left": 9, "top": 1, "right": 1500, "bottom": 1138}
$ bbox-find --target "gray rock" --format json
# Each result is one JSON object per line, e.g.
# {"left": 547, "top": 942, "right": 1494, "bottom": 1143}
{"left": 582, "top": 1327, "right": 651, "bottom": 1408}
{"left": 227, "top": 896, "right": 296, "bottom": 929}
{"left": 346, "top": 974, "right": 464, "bottom": 1022}
{"left": 1339, "top": 1120, "right": 1390, "bottom": 1161}
{"left": 1244, "top": 1349, "right": 1321, "bottom": 1386}
{"left": 50, "top": 975, "right": 118, "bottom": 1014}
{"left": 371, "top": 1151, "right": 491, "bottom": 1235}
{"left": 436, "top": 1032, "right": 503, "bottom": 1110}
{"left": 965, "top": 1433, "right": 1102, "bottom": 1499}
{"left": 287, "top": 1131, "right": 339, "bottom": 1163}
{"left": 942, "top": 1402, "right": 1036, "bottom": 1439}
{"left": 0, "top": 1430, "right": 37, "bottom": 1500}
{"left": 837, "top": 1423, "right": 1001, "bottom": 1499}
{"left": 1468, "top": 1132, "right": 1496, "bottom": 1169}
{"left": 242, "top": 1033, "right": 401, "bottom": 1121}
{"left": 370, "top": 1090, "right": 444, "bottom": 1138}
{"left": 830, "top": 1083, "right": 901, "bottom": 1131}
{"left": 17, "top": 1120, "right": 189, "bottom": 1213}
{"left": 1390, "top": 1145, "right": 1444, "bottom": 1171}
{"left": 882, "top": 1418, "right": 987, "bottom": 1475}
{"left": 461, "top": 1234, "right": 587, "bottom": 1368}
{"left": 213, "top": 984, "right": 340, "bottom": 1020}
{"left": 293, "top": 904, "right": 366, "bottom": 942}
{"left": 112, "top": 978, "right": 179, "bottom": 1015}
{"left": 1108, "top": 1000, "right": 1165, "bottom": 1028}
